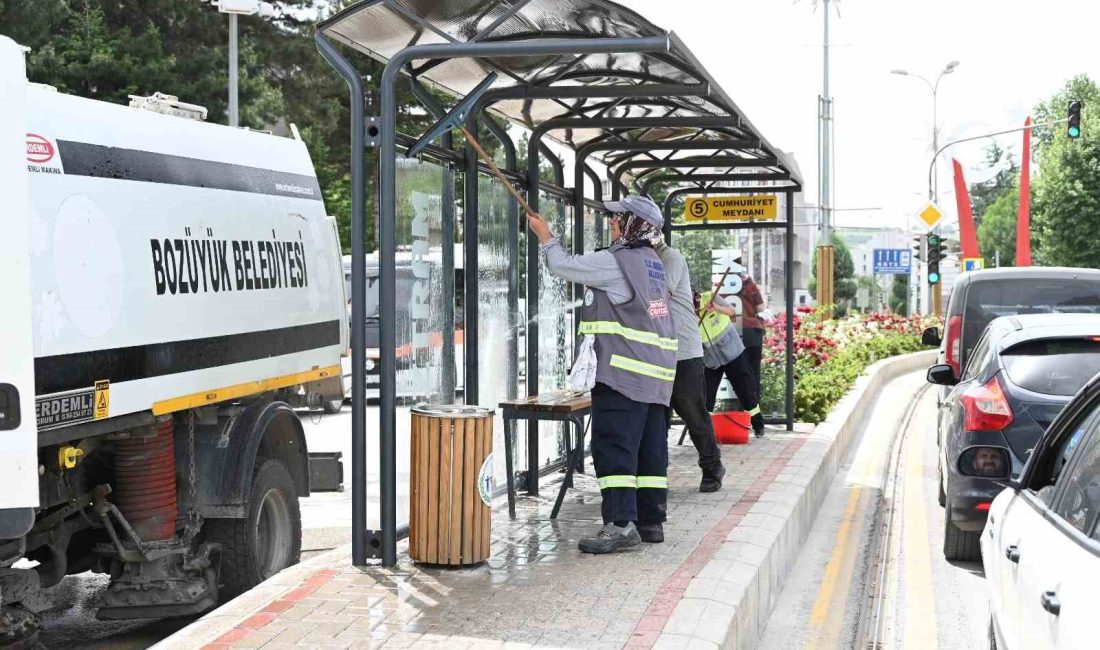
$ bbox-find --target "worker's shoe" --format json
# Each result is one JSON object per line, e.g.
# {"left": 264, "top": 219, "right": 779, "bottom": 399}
{"left": 754, "top": 427, "right": 765, "bottom": 438}
{"left": 637, "top": 523, "right": 664, "bottom": 544}
{"left": 578, "top": 523, "right": 640, "bottom": 554}
{"left": 752, "top": 415, "right": 765, "bottom": 438}
{"left": 700, "top": 462, "right": 726, "bottom": 493}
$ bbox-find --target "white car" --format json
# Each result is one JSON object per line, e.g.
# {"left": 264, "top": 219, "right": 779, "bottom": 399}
{"left": 982, "top": 371, "right": 1100, "bottom": 649}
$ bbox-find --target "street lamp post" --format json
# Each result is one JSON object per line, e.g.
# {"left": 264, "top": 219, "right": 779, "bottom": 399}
{"left": 892, "top": 61, "right": 958, "bottom": 318}
{"left": 215, "top": 0, "right": 273, "bottom": 127}
{"left": 891, "top": 61, "right": 959, "bottom": 202}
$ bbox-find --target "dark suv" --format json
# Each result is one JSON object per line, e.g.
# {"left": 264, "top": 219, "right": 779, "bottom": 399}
{"left": 926, "top": 313, "right": 1100, "bottom": 561}
{"left": 924, "top": 267, "right": 1100, "bottom": 387}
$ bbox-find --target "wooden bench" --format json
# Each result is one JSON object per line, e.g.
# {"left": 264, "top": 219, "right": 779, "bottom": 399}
{"left": 499, "top": 391, "right": 591, "bottom": 519}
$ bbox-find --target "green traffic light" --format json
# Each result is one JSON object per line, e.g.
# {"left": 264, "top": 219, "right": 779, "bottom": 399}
{"left": 928, "top": 272, "right": 941, "bottom": 284}
{"left": 1069, "top": 126, "right": 1081, "bottom": 138}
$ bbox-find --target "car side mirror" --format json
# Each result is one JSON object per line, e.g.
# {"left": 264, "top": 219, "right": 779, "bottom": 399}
{"left": 957, "top": 446, "right": 1012, "bottom": 480}
{"left": 921, "top": 326, "right": 942, "bottom": 347}
{"left": 926, "top": 364, "right": 957, "bottom": 386}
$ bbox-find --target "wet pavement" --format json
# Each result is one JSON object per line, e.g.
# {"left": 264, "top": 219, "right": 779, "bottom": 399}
{"left": 157, "top": 426, "right": 815, "bottom": 649}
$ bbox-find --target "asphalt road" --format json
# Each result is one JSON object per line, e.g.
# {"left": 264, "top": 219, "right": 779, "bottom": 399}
{"left": 759, "top": 370, "right": 989, "bottom": 650}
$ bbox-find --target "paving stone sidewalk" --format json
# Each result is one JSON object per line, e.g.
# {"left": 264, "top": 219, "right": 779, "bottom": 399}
{"left": 163, "top": 426, "right": 814, "bottom": 650}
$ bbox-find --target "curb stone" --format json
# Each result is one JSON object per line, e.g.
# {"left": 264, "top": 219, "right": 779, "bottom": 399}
{"left": 646, "top": 349, "right": 936, "bottom": 649}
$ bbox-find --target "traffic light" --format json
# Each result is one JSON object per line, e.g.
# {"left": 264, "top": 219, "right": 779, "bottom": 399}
{"left": 912, "top": 235, "right": 924, "bottom": 262}
{"left": 927, "top": 234, "right": 947, "bottom": 285}
{"left": 1068, "top": 100, "right": 1082, "bottom": 139}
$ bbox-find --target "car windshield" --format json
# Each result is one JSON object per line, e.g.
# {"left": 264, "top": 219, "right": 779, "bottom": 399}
{"left": 1002, "top": 338, "right": 1100, "bottom": 396}
{"left": 963, "top": 279, "right": 1100, "bottom": 359}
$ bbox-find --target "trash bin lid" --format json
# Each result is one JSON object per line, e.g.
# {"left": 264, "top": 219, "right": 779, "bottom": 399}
{"left": 411, "top": 404, "right": 495, "bottom": 418}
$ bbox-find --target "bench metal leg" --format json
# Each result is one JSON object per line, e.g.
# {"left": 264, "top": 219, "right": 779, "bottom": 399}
{"left": 504, "top": 419, "right": 516, "bottom": 519}
{"left": 551, "top": 415, "right": 587, "bottom": 519}
{"left": 678, "top": 426, "right": 688, "bottom": 446}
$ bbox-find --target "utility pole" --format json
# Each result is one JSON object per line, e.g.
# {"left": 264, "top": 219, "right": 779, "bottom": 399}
{"left": 815, "top": 0, "right": 836, "bottom": 316}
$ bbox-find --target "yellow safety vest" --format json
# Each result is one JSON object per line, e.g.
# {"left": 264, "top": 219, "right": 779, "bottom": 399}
{"left": 697, "top": 291, "right": 734, "bottom": 344}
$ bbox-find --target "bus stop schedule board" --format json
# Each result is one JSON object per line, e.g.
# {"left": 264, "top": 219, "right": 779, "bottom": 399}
{"left": 685, "top": 195, "right": 778, "bottom": 222}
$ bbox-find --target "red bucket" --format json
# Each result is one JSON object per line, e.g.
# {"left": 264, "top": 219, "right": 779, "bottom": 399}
{"left": 713, "top": 411, "right": 751, "bottom": 445}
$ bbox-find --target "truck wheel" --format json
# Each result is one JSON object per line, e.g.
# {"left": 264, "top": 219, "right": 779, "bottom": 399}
{"left": 205, "top": 458, "right": 302, "bottom": 599}
{"left": 322, "top": 398, "right": 344, "bottom": 414}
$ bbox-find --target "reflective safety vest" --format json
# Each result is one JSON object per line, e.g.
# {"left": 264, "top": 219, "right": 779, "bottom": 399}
{"left": 698, "top": 291, "right": 744, "bottom": 369}
{"left": 578, "top": 245, "right": 677, "bottom": 406}
{"left": 698, "top": 291, "right": 733, "bottom": 342}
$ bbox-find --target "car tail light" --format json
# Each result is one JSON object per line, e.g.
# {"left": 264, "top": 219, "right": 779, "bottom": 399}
{"left": 962, "top": 376, "right": 1015, "bottom": 431}
{"left": 944, "top": 315, "right": 963, "bottom": 377}
{"left": 975, "top": 502, "right": 991, "bottom": 511}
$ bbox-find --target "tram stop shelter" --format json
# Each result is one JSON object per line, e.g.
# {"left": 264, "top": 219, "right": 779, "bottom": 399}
{"left": 316, "top": 0, "right": 804, "bottom": 568}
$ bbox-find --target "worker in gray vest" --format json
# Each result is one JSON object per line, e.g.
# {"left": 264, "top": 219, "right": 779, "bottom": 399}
{"left": 652, "top": 234, "right": 727, "bottom": 492}
{"left": 527, "top": 196, "right": 677, "bottom": 554}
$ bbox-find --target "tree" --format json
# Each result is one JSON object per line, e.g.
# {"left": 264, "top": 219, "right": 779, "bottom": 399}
{"left": 977, "top": 187, "right": 1019, "bottom": 267}
{"left": 890, "top": 274, "right": 909, "bottom": 314}
{"left": 970, "top": 143, "right": 1020, "bottom": 225}
{"left": 1031, "top": 75, "right": 1100, "bottom": 268}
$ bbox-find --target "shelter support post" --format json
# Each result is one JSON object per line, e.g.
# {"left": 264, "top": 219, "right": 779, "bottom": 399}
{"left": 315, "top": 34, "right": 369, "bottom": 566}
{"left": 785, "top": 192, "right": 795, "bottom": 431}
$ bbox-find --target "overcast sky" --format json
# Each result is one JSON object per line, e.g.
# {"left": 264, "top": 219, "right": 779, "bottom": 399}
{"left": 625, "top": 0, "right": 1100, "bottom": 231}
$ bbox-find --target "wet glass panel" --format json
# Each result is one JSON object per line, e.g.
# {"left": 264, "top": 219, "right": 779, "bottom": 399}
{"left": 535, "top": 193, "right": 574, "bottom": 465}
{"left": 477, "top": 175, "right": 522, "bottom": 485}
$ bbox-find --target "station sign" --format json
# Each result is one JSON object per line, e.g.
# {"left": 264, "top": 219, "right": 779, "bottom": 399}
{"left": 685, "top": 195, "right": 778, "bottom": 222}
{"left": 873, "top": 248, "right": 912, "bottom": 275}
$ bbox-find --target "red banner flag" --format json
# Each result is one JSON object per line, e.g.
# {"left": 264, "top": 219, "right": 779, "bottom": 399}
{"left": 952, "top": 158, "right": 981, "bottom": 260}
{"left": 1017, "top": 117, "right": 1033, "bottom": 266}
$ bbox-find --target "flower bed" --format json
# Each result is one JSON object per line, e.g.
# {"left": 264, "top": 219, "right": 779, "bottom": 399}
{"left": 758, "top": 308, "right": 935, "bottom": 424}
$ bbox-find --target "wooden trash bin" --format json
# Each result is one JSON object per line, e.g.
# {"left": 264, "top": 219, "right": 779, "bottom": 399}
{"left": 409, "top": 405, "right": 494, "bottom": 566}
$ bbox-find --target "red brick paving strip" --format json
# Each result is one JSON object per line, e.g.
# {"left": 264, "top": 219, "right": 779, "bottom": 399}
{"left": 201, "top": 569, "right": 338, "bottom": 650}
{"left": 627, "top": 438, "right": 808, "bottom": 649}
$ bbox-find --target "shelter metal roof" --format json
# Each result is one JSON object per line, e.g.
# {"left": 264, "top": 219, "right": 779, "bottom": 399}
{"left": 319, "top": 0, "right": 802, "bottom": 189}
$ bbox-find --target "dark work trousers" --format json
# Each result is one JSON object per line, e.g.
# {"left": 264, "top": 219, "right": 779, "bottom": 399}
{"left": 590, "top": 382, "right": 669, "bottom": 526}
{"left": 705, "top": 354, "right": 764, "bottom": 431}
{"left": 741, "top": 327, "right": 766, "bottom": 397}
{"left": 669, "top": 358, "right": 721, "bottom": 471}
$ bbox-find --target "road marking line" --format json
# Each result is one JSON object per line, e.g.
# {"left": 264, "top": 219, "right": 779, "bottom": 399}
{"left": 902, "top": 413, "right": 938, "bottom": 650}
{"left": 806, "top": 486, "right": 868, "bottom": 649}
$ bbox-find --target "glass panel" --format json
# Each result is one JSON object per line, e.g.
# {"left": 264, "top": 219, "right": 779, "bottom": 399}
{"left": 963, "top": 279, "right": 1100, "bottom": 362}
{"left": 394, "top": 157, "right": 451, "bottom": 403}
{"left": 1053, "top": 423, "right": 1100, "bottom": 536}
{"left": 670, "top": 222, "right": 789, "bottom": 420}
{"left": 370, "top": 157, "right": 450, "bottom": 528}
{"left": 477, "top": 175, "right": 521, "bottom": 485}
{"left": 535, "top": 194, "right": 574, "bottom": 465}
{"left": 1002, "top": 338, "right": 1100, "bottom": 396}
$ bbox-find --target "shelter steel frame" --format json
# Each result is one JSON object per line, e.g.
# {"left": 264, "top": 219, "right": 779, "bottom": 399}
{"left": 316, "top": 0, "right": 803, "bottom": 567}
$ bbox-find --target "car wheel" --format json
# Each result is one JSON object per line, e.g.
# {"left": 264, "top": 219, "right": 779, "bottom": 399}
{"left": 943, "top": 516, "right": 981, "bottom": 561}
{"left": 322, "top": 397, "right": 344, "bottom": 414}
{"left": 204, "top": 459, "right": 302, "bottom": 599}
{"left": 938, "top": 467, "right": 946, "bottom": 507}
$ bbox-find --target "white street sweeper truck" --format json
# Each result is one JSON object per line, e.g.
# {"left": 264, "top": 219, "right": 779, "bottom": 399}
{"left": 0, "top": 36, "right": 348, "bottom": 643}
